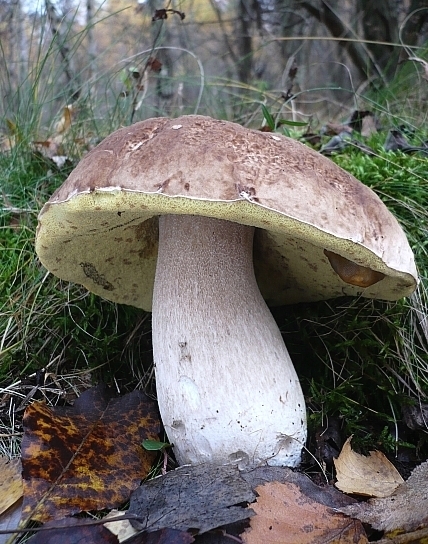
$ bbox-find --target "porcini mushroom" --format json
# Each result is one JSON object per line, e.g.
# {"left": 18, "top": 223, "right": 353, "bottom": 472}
{"left": 35, "top": 115, "right": 418, "bottom": 468}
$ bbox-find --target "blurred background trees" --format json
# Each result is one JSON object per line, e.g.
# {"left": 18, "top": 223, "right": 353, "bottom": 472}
{"left": 0, "top": 0, "right": 427, "bottom": 133}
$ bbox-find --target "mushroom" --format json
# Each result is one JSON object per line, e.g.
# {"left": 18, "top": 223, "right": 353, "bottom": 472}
{"left": 35, "top": 115, "right": 418, "bottom": 468}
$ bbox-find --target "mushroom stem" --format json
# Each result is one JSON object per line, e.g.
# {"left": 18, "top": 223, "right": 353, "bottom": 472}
{"left": 152, "top": 214, "right": 306, "bottom": 467}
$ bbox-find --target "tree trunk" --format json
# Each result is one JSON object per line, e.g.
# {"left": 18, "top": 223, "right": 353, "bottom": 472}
{"left": 400, "top": 0, "right": 428, "bottom": 46}
{"left": 237, "top": 0, "right": 253, "bottom": 84}
{"left": 300, "top": 0, "right": 382, "bottom": 81}
{"left": 358, "top": 0, "right": 398, "bottom": 79}
{"left": 86, "top": 0, "right": 96, "bottom": 83}
{"left": 45, "top": 0, "right": 80, "bottom": 100}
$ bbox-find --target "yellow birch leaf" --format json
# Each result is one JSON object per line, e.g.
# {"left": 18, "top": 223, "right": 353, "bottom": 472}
{"left": 334, "top": 436, "right": 404, "bottom": 498}
{"left": 0, "top": 457, "right": 23, "bottom": 515}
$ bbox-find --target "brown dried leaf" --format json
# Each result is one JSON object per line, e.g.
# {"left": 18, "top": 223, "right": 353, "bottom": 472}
{"left": 322, "top": 122, "right": 353, "bottom": 135}
{"left": 53, "top": 105, "right": 75, "bottom": 135}
{"left": 243, "top": 480, "right": 367, "bottom": 544}
{"left": 242, "top": 481, "right": 368, "bottom": 544}
{"left": 152, "top": 8, "right": 168, "bottom": 20}
{"left": 147, "top": 57, "right": 162, "bottom": 73}
{"left": 348, "top": 110, "right": 379, "bottom": 135}
{"left": 334, "top": 437, "right": 404, "bottom": 497}
{"left": 152, "top": 8, "right": 185, "bottom": 21}
{"left": 339, "top": 460, "right": 428, "bottom": 533}
{"left": 0, "top": 457, "right": 23, "bottom": 515}
{"left": 32, "top": 139, "right": 62, "bottom": 159}
{"left": 22, "top": 384, "right": 160, "bottom": 522}
{"left": 241, "top": 465, "right": 356, "bottom": 509}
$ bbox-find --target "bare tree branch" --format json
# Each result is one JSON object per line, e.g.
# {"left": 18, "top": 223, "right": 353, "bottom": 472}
{"left": 299, "top": 0, "right": 384, "bottom": 81}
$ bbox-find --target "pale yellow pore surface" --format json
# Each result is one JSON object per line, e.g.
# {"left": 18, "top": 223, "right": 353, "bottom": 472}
{"left": 36, "top": 188, "right": 418, "bottom": 312}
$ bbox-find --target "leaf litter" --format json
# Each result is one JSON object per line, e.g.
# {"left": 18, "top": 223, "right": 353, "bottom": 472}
{"left": 27, "top": 516, "right": 119, "bottom": 544}
{"left": 128, "top": 463, "right": 256, "bottom": 534}
{"left": 2, "top": 380, "right": 426, "bottom": 543}
{"left": 126, "top": 464, "right": 360, "bottom": 542}
{"left": 0, "top": 457, "right": 23, "bottom": 544}
{"left": 242, "top": 480, "right": 368, "bottom": 544}
{"left": 21, "top": 384, "right": 160, "bottom": 522}
{"left": 338, "top": 459, "right": 428, "bottom": 534}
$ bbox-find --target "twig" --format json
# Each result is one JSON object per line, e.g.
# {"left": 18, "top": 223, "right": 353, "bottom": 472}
{"left": 376, "top": 526, "right": 428, "bottom": 543}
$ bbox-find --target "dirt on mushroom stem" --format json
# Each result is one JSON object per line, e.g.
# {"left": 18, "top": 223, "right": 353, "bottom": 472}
{"left": 151, "top": 214, "right": 307, "bottom": 468}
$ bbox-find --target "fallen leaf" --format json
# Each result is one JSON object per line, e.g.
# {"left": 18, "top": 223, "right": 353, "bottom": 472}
{"left": 241, "top": 465, "right": 356, "bottom": 509}
{"left": 53, "top": 105, "right": 75, "bottom": 135}
{"left": 242, "top": 480, "right": 368, "bottom": 544}
{"left": 0, "top": 498, "right": 23, "bottom": 544}
{"left": 32, "top": 139, "right": 63, "bottom": 160}
{"left": 320, "top": 131, "right": 352, "bottom": 154}
{"left": 348, "top": 110, "right": 379, "bottom": 135}
{"left": 322, "top": 122, "right": 353, "bottom": 135}
{"left": 334, "top": 436, "right": 404, "bottom": 497}
{"left": 361, "top": 114, "right": 378, "bottom": 137}
{"left": 152, "top": 8, "right": 185, "bottom": 21}
{"left": 402, "top": 402, "right": 428, "bottom": 430}
{"left": 128, "top": 464, "right": 255, "bottom": 535}
{"left": 27, "top": 517, "right": 119, "bottom": 544}
{"left": 384, "top": 129, "right": 428, "bottom": 154}
{"left": 126, "top": 528, "right": 195, "bottom": 543}
{"left": 339, "top": 460, "right": 428, "bottom": 534}
{"left": 314, "top": 417, "right": 343, "bottom": 467}
{"left": 147, "top": 57, "right": 162, "bottom": 73}
{"left": 104, "top": 510, "right": 138, "bottom": 542}
{"left": 0, "top": 457, "right": 23, "bottom": 515}
{"left": 126, "top": 466, "right": 358, "bottom": 543}
{"left": 152, "top": 8, "right": 168, "bottom": 20}
{"left": 21, "top": 384, "right": 160, "bottom": 522}
{"left": 205, "top": 465, "right": 356, "bottom": 544}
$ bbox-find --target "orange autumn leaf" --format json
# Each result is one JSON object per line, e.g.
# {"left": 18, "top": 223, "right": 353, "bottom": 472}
{"left": 243, "top": 481, "right": 368, "bottom": 544}
{"left": 21, "top": 384, "right": 160, "bottom": 522}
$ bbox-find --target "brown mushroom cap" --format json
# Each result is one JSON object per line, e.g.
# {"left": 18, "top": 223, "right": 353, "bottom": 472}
{"left": 35, "top": 115, "right": 418, "bottom": 310}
